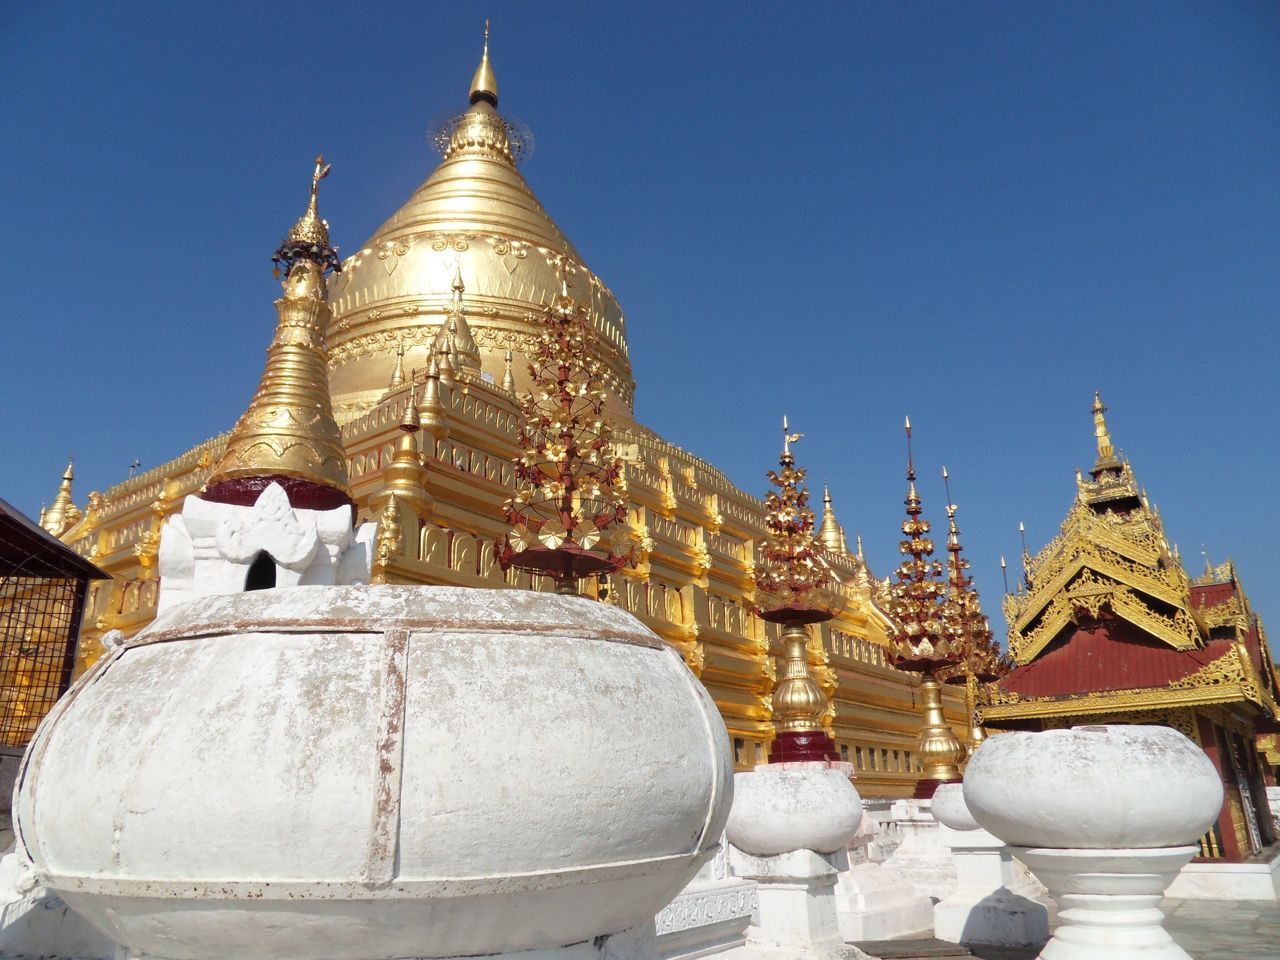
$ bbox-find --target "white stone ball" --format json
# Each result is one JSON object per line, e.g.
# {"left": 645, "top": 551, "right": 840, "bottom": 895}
{"left": 963, "top": 725, "right": 1223, "bottom": 849}
{"left": 930, "top": 782, "right": 979, "bottom": 831}
{"left": 726, "top": 765, "right": 862, "bottom": 855}
{"left": 16, "top": 586, "right": 733, "bottom": 960}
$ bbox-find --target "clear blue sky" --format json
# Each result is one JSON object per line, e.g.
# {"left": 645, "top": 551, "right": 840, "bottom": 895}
{"left": 2, "top": 2, "right": 1277, "bottom": 639}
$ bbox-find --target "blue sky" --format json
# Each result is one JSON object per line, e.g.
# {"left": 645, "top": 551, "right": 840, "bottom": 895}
{"left": 2, "top": 2, "right": 1277, "bottom": 638}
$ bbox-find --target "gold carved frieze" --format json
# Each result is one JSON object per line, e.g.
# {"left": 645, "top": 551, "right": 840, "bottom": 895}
{"left": 1040, "top": 706, "right": 1198, "bottom": 742}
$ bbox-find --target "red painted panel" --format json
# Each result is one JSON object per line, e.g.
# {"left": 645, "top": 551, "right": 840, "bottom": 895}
{"left": 1002, "top": 614, "right": 1231, "bottom": 698}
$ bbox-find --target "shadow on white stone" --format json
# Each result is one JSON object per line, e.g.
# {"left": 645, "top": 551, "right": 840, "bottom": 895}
{"left": 726, "top": 764, "right": 870, "bottom": 960}
{"left": 879, "top": 798, "right": 957, "bottom": 901}
{"left": 834, "top": 812, "right": 933, "bottom": 942}
{"left": 930, "top": 784, "right": 1048, "bottom": 949}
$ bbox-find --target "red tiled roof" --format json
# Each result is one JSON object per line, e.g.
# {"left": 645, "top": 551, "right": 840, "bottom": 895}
{"left": 1002, "top": 615, "right": 1231, "bottom": 698}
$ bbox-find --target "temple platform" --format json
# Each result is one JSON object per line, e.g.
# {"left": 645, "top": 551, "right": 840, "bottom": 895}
{"left": 1165, "top": 846, "right": 1280, "bottom": 901}
{"left": 849, "top": 896, "right": 1280, "bottom": 959}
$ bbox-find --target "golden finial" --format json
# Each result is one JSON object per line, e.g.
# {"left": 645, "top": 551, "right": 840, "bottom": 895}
{"left": 856, "top": 532, "right": 864, "bottom": 561}
{"left": 437, "top": 340, "right": 456, "bottom": 387}
{"left": 388, "top": 340, "right": 406, "bottom": 393}
{"left": 41, "top": 458, "right": 82, "bottom": 537}
{"left": 501, "top": 348, "right": 516, "bottom": 392}
{"left": 781, "top": 415, "right": 804, "bottom": 460}
{"left": 1092, "top": 390, "right": 1115, "bottom": 462}
{"left": 469, "top": 19, "right": 499, "bottom": 106}
{"left": 273, "top": 155, "right": 339, "bottom": 278}
{"left": 433, "top": 261, "right": 481, "bottom": 373}
{"left": 420, "top": 355, "right": 450, "bottom": 442}
{"left": 818, "top": 483, "right": 843, "bottom": 553}
{"left": 208, "top": 159, "right": 351, "bottom": 505}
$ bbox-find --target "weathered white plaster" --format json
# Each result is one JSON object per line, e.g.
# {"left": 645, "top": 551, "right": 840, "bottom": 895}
{"left": 156, "top": 483, "right": 374, "bottom": 613}
{"left": 655, "top": 836, "right": 757, "bottom": 960}
{"left": 728, "top": 847, "right": 870, "bottom": 960}
{"left": 724, "top": 764, "right": 867, "bottom": 959}
{"left": 963, "top": 725, "right": 1222, "bottom": 849}
{"left": 15, "top": 586, "right": 733, "bottom": 960}
{"left": 964, "top": 725, "right": 1224, "bottom": 960}
{"left": 929, "top": 784, "right": 1048, "bottom": 948}
{"left": 1166, "top": 849, "right": 1280, "bottom": 901}
{"left": 726, "top": 766, "right": 861, "bottom": 857}
{"left": 0, "top": 847, "right": 114, "bottom": 959}
{"left": 879, "top": 798, "right": 956, "bottom": 900}
{"left": 833, "top": 812, "right": 932, "bottom": 942}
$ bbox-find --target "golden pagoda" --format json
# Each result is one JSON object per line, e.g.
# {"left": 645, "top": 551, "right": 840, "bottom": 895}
{"left": 21, "top": 30, "right": 967, "bottom": 794}
{"left": 981, "top": 394, "right": 1280, "bottom": 861}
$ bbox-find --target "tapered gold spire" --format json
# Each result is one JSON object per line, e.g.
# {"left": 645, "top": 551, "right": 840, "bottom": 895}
{"left": 207, "top": 158, "right": 351, "bottom": 508}
{"left": 501, "top": 348, "right": 516, "bottom": 392}
{"left": 469, "top": 20, "right": 499, "bottom": 106}
{"left": 40, "top": 459, "right": 82, "bottom": 537}
{"left": 420, "top": 355, "right": 450, "bottom": 442}
{"left": 387, "top": 341, "right": 406, "bottom": 393}
{"left": 432, "top": 263, "right": 481, "bottom": 373}
{"left": 1092, "top": 390, "right": 1116, "bottom": 464}
{"left": 818, "top": 484, "right": 844, "bottom": 553}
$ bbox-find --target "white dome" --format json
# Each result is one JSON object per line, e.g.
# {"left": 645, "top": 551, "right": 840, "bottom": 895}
{"left": 963, "top": 725, "right": 1222, "bottom": 850}
{"left": 16, "top": 586, "right": 732, "bottom": 959}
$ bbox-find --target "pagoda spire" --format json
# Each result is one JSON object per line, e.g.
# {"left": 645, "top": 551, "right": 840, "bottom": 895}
{"left": 818, "top": 483, "right": 844, "bottom": 554}
{"left": 206, "top": 156, "right": 351, "bottom": 510}
{"left": 40, "top": 458, "right": 82, "bottom": 537}
{"left": 370, "top": 386, "right": 433, "bottom": 523}
{"left": 501, "top": 348, "right": 516, "bottom": 392}
{"left": 387, "top": 341, "right": 406, "bottom": 393}
{"left": 751, "top": 417, "right": 840, "bottom": 763}
{"left": 886, "top": 418, "right": 965, "bottom": 798}
{"left": 1092, "top": 390, "right": 1117, "bottom": 467}
{"left": 469, "top": 19, "right": 499, "bottom": 106}
{"left": 420, "top": 355, "right": 450, "bottom": 442}
{"left": 432, "top": 262, "right": 481, "bottom": 374}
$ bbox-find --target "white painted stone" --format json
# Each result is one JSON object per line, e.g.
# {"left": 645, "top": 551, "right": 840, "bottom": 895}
{"left": 655, "top": 836, "right": 757, "bottom": 960}
{"left": 725, "top": 764, "right": 866, "bottom": 959}
{"left": 725, "top": 766, "right": 861, "bottom": 857}
{"left": 0, "top": 847, "right": 115, "bottom": 959}
{"left": 929, "top": 784, "right": 1048, "bottom": 948}
{"left": 963, "top": 725, "right": 1223, "bottom": 849}
{"left": 156, "top": 483, "right": 374, "bottom": 613}
{"left": 964, "top": 725, "right": 1225, "bottom": 960}
{"left": 729, "top": 847, "right": 870, "bottom": 960}
{"left": 880, "top": 798, "right": 956, "bottom": 900}
{"left": 1166, "top": 849, "right": 1280, "bottom": 901}
{"left": 15, "top": 586, "right": 733, "bottom": 960}
{"left": 833, "top": 812, "right": 933, "bottom": 942}
{"left": 1268, "top": 785, "right": 1280, "bottom": 830}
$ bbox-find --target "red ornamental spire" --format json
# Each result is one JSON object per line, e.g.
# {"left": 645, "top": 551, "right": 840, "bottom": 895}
{"left": 752, "top": 416, "right": 834, "bottom": 623}
{"left": 497, "top": 256, "right": 632, "bottom": 594}
{"left": 886, "top": 418, "right": 961, "bottom": 673}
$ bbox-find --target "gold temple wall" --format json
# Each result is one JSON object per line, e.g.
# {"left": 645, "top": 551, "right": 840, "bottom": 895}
{"left": 55, "top": 374, "right": 964, "bottom": 797}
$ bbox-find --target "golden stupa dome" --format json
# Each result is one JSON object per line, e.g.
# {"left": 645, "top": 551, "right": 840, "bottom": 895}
{"left": 326, "top": 31, "right": 633, "bottom": 422}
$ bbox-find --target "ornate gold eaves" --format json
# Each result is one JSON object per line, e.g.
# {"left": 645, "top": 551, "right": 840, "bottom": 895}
{"left": 1012, "top": 569, "right": 1202, "bottom": 663}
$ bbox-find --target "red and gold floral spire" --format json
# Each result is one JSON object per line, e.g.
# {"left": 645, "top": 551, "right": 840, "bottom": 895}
{"left": 886, "top": 418, "right": 965, "bottom": 797}
{"left": 497, "top": 256, "right": 631, "bottom": 594}
{"left": 939, "top": 466, "right": 1012, "bottom": 754}
{"left": 206, "top": 157, "right": 352, "bottom": 511}
{"left": 752, "top": 417, "right": 840, "bottom": 763}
